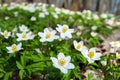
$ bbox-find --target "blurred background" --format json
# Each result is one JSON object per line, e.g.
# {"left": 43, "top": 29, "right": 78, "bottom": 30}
{"left": 0, "top": 0, "right": 120, "bottom": 15}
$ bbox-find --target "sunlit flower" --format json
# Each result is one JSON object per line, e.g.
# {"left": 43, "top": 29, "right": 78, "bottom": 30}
{"left": 6, "top": 43, "right": 23, "bottom": 53}
{"left": 91, "top": 26, "right": 97, "bottom": 31}
{"left": 91, "top": 32, "right": 98, "bottom": 37}
{"left": 38, "top": 28, "right": 59, "bottom": 42}
{"left": 81, "top": 48, "right": 102, "bottom": 63}
{"left": 73, "top": 40, "right": 85, "bottom": 52}
{"left": 101, "top": 60, "right": 107, "bottom": 66}
{"left": 5, "top": 16, "right": 10, "bottom": 20}
{"left": 16, "top": 31, "right": 35, "bottom": 41}
{"left": 76, "top": 31, "right": 81, "bottom": 36}
{"left": 116, "top": 52, "right": 120, "bottom": 59}
{"left": 50, "top": 52, "right": 75, "bottom": 74}
{"left": 93, "top": 14, "right": 99, "bottom": 20}
{"left": 19, "top": 25, "right": 29, "bottom": 32}
{"left": 109, "top": 41, "right": 120, "bottom": 48}
{"left": 39, "top": 13, "right": 45, "bottom": 18}
{"left": 100, "top": 13, "right": 108, "bottom": 19}
{"left": 56, "top": 24, "right": 74, "bottom": 39}
{"left": 30, "top": 16, "right": 36, "bottom": 21}
{"left": 1, "top": 30, "right": 11, "bottom": 39}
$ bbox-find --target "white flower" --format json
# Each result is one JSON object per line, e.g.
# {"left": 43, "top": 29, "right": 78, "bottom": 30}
{"left": 19, "top": 25, "right": 29, "bottom": 32}
{"left": 5, "top": 16, "right": 10, "bottom": 20}
{"left": 6, "top": 43, "right": 23, "bottom": 53}
{"left": 73, "top": 40, "right": 86, "bottom": 52}
{"left": 81, "top": 48, "right": 102, "bottom": 63}
{"left": 116, "top": 52, "right": 120, "bottom": 59}
{"left": 1, "top": 30, "right": 11, "bottom": 39}
{"left": 101, "top": 61, "right": 107, "bottom": 66}
{"left": 39, "top": 13, "right": 45, "bottom": 18}
{"left": 50, "top": 53, "right": 75, "bottom": 74}
{"left": 109, "top": 41, "right": 120, "bottom": 48}
{"left": 91, "top": 32, "right": 98, "bottom": 37}
{"left": 16, "top": 31, "right": 35, "bottom": 41}
{"left": 52, "top": 12, "right": 58, "bottom": 19}
{"left": 56, "top": 24, "right": 74, "bottom": 39}
{"left": 100, "top": 13, "right": 108, "bottom": 19}
{"left": 38, "top": 28, "right": 59, "bottom": 42}
{"left": 91, "top": 26, "right": 97, "bottom": 31}
{"left": 30, "top": 16, "right": 36, "bottom": 21}
{"left": 93, "top": 14, "right": 99, "bottom": 20}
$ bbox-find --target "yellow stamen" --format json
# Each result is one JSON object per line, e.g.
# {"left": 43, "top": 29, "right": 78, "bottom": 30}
{"left": 12, "top": 45, "right": 17, "bottom": 51}
{"left": 58, "top": 58, "right": 66, "bottom": 66}
{"left": 114, "top": 41, "right": 118, "bottom": 46}
{"left": 4, "top": 32, "right": 8, "bottom": 37}
{"left": 22, "top": 33, "right": 27, "bottom": 38}
{"left": 76, "top": 44, "right": 81, "bottom": 49}
{"left": 117, "top": 53, "right": 120, "bottom": 59}
{"left": 88, "top": 51, "right": 95, "bottom": 58}
{"left": 45, "top": 33, "right": 51, "bottom": 39}
{"left": 62, "top": 27, "right": 68, "bottom": 33}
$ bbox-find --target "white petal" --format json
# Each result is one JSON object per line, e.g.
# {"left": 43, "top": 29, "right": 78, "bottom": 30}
{"left": 44, "top": 28, "right": 49, "bottom": 32}
{"left": 73, "top": 40, "right": 77, "bottom": 47}
{"left": 6, "top": 47, "right": 11, "bottom": 51}
{"left": 17, "top": 38, "right": 21, "bottom": 41}
{"left": 67, "top": 63, "right": 75, "bottom": 69}
{"left": 51, "top": 30, "right": 56, "bottom": 35}
{"left": 81, "top": 47, "right": 89, "bottom": 58}
{"left": 66, "top": 56, "right": 71, "bottom": 63}
{"left": 50, "top": 57, "right": 60, "bottom": 68}
{"left": 40, "top": 38, "right": 46, "bottom": 42}
{"left": 93, "top": 53, "right": 102, "bottom": 60}
{"left": 8, "top": 50, "right": 14, "bottom": 53}
{"left": 60, "top": 67, "right": 68, "bottom": 74}
{"left": 38, "top": 32, "right": 44, "bottom": 37}
{"left": 67, "top": 34, "right": 72, "bottom": 38}
{"left": 58, "top": 53, "right": 65, "bottom": 59}
{"left": 60, "top": 33, "right": 66, "bottom": 39}
{"left": 50, "top": 57, "right": 58, "bottom": 64}
{"left": 18, "top": 43, "right": 22, "bottom": 48}
{"left": 56, "top": 27, "right": 60, "bottom": 32}
{"left": 87, "top": 58, "right": 94, "bottom": 63}
{"left": 89, "top": 48, "right": 96, "bottom": 52}
{"left": 69, "top": 29, "right": 74, "bottom": 33}
{"left": 79, "top": 41, "right": 83, "bottom": 46}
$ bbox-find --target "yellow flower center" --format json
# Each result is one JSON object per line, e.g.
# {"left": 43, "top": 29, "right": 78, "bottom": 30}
{"left": 62, "top": 27, "right": 68, "bottom": 33}
{"left": 117, "top": 53, "right": 120, "bottom": 59}
{"left": 76, "top": 44, "right": 81, "bottom": 49}
{"left": 23, "top": 28, "right": 26, "bottom": 30}
{"left": 45, "top": 33, "right": 51, "bottom": 39}
{"left": 88, "top": 51, "right": 95, "bottom": 58}
{"left": 22, "top": 33, "right": 27, "bottom": 38}
{"left": 4, "top": 32, "right": 8, "bottom": 37}
{"left": 114, "top": 41, "right": 118, "bottom": 46}
{"left": 58, "top": 58, "right": 66, "bottom": 66}
{"left": 12, "top": 45, "right": 17, "bottom": 51}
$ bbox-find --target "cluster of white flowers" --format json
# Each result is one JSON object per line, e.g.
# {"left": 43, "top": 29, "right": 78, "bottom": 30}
{"left": 109, "top": 41, "right": 120, "bottom": 59}
{"left": 16, "top": 25, "right": 35, "bottom": 41}
{"left": 73, "top": 40, "right": 102, "bottom": 63}
{"left": 38, "top": 24, "right": 74, "bottom": 42}
{"left": 0, "top": 25, "right": 35, "bottom": 53}
{"left": 0, "top": 24, "right": 74, "bottom": 55}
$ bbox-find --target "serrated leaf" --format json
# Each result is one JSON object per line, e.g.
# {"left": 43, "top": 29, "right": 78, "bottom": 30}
{"left": 16, "top": 61, "right": 24, "bottom": 70}
{"left": 19, "top": 69, "right": 25, "bottom": 80}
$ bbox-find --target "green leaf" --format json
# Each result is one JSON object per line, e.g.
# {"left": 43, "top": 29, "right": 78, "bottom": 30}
{"left": 19, "top": 69, "right": 25, "bottom": 80}
{"left": 16, "top": 61, "right": 24, "bottom": 70}
{"left": 4, "top": 72, "right": 13, "bottom": 80}
{"left": 73, "top": 66, "right": 81, "bottom": 79}
{"left": 0, "top": 73, "right": 4, "bottom": 78}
